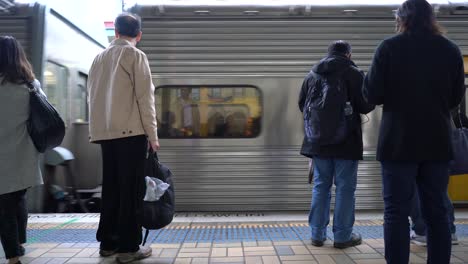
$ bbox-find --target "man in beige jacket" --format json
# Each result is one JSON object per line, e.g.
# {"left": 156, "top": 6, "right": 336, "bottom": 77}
{"left": 87, "top": 13, "right": 159, "bottom": 263}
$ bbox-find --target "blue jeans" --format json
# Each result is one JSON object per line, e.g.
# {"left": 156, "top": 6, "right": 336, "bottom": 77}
{"left": 309, "top": 157, "right": 358, "bottom": 243}
{"left": 410, "top": 188, "right": 456, "bottom": 236}
{"left": 381, "top": 161, "right": 451, "bottom": 264}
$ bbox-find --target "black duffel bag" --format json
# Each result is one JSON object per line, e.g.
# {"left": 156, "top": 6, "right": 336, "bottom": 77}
{"left": 27, "top": 80, "right": 65, "bottom": 153}
{"left": 142, "top": 150, "right": 175, "bottom": 245}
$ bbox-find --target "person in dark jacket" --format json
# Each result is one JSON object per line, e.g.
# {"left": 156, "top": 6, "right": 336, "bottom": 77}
{"left": 363, "top": 0, "right": 466, "bottom": 263}
{"left": 298, "top": 41, "right": 374, "bottom": 249}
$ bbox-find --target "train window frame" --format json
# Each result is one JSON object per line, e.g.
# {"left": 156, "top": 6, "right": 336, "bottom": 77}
{"left": 155, "top": 85, "right": 263, "bottom": 139}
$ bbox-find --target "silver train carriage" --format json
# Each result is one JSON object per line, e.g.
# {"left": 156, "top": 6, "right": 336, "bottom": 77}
{"left": 125, "top": 2, "right": 468, "bottom": 211}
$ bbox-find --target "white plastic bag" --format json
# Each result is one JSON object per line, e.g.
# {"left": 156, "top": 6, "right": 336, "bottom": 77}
{"left": 144, "top": 176, "right": 170, "bottom": 202}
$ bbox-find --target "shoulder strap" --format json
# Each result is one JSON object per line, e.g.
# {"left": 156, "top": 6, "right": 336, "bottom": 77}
{"left": 25, "top": 80, "right": 40, "bottom": 93}
{"left": 338, "top": 66, "right": 353, "bottom": 103}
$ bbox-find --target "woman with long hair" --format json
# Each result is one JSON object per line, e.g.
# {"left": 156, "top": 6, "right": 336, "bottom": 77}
{"left": 0, "top": 36, "right": 43, "bottom": 264}
{"left": 364, "top": 0, "right": 466, "bottom": 263}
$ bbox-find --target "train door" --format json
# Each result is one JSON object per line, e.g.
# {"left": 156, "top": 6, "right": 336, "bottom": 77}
{"left": 70, "top": 71, "right": 102, "bottom": 191}
{"left": 448, "top": 55, "right": 468, "bottom": 204}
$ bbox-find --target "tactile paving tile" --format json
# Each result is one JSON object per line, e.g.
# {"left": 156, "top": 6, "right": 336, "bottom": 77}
{"left": 26, "top": 224, "right": 468, "bottom": 244}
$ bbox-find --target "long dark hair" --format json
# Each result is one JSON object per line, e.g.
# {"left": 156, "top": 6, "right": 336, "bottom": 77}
{"left": 396, "top": 0, "right": 444, "bottom": 35}
{"left": 0, "top": 35, "right": 36, "bottom": 85}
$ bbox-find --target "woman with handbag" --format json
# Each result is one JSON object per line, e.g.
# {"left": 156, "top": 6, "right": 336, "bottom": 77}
{"left": 0, "top": 36, "right": 43, "bottom": 264}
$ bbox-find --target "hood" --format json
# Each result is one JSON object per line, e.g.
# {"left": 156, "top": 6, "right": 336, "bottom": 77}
{"left": 312, "top": 55, "right": 354, "bottom": 74}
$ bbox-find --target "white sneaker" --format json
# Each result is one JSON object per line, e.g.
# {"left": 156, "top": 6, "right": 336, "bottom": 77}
{"left": 116, "top": 246, "right": 152, "bottom": 263}
{"left": 410, "top": 231, "right": 427, "bottom": 246}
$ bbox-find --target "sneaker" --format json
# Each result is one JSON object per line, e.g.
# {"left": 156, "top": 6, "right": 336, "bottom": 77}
{"left": 7, "top": 258, "right": 21, "bottom": 264}
{"left": 99, "top": 249, "right": 117, "bottom": 257}
{"left": 116, "top": 246, "right": 152, "bottom": 263}
{"left": 311, "top": 238, "right": 325, "bottom": 247}
{"left": 18, "top": 245, "right": 25, "bottom": 257}
{"left": 452, "top": 233, "right": 459, "bottom": 245}
{"left": 334, "top": 233, "right": 362, "bottom": 249}
{"left": 410, "top": 231, "right": 427, "bottom": 246}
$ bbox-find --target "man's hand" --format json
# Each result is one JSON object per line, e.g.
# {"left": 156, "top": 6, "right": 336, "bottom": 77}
{"left": 150, "top": 140, "right": 160, "bottom": 151}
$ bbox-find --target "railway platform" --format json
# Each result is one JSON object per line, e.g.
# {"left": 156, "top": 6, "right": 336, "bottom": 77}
{"left": 1, "top": 210, "right": 468, "bottom": 264}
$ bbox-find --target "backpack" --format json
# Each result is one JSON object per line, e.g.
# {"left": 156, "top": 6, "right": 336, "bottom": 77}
{"left": 303, "top": 69, "right": 354, "bottom": 145}
{"left": 141, "top": 150, "right": 175, "bottom": 245}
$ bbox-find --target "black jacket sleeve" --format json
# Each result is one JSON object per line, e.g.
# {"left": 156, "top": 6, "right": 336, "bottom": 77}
{"left": 364, "top": 41, "right": 388, "bottom": 105}
{"left": 298, "top": 76, "right": 309, "bottom": 113}
{"left": 348, "top": 68, "right": 375, "bottom": 114}
{"left": 450, "top": 46, "right": 466, "bottom": 109}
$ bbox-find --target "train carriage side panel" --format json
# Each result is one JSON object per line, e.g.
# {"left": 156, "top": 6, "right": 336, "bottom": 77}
{"left": 128, "top": 4, "right": 468, "bottom": 211}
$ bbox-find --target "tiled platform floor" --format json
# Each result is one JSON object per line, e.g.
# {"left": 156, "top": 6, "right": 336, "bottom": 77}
{"left": 2, "top": 238, "right": 468, "bottom": 264}
{"left": 0, "top": 213, "right": 467, "bottom": 264}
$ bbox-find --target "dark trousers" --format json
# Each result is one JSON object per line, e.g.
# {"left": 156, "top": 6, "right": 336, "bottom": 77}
{"left": 0, "top": 189, "right": 28, "bottom": 259}
{"left": 410, "top": 188, "right": 456, "bottom": 236}
{"left": 97, "top": 135, "right": 147, "bottom": 253}
{"left": 381, "top": 161, "right": 451, "bottom": 264}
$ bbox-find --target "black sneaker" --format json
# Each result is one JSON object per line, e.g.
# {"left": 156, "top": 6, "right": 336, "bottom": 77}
{"left": 334, "top": 233, "right": 362, "bottom": 249}
{"left": 311, "top": 238, "right": 325, "bottom": 247}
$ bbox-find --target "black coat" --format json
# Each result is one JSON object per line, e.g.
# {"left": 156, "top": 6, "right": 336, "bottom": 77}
{"left": 364, "top": 33, "right": 466, "bottom": 161}
{"left": 299, "top": 55, "right": 375, "bottom": 160}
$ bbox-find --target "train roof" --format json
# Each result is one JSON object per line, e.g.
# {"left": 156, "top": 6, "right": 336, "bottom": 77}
{"left": 126, "top": 0, "right": 468, "bottom": 7}
{"left": 127, "top": 0, "right": 468, "bottom": 18}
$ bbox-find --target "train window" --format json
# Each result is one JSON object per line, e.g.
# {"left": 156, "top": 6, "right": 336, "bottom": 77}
{"left": 155, "top": 86, "right": 262, "bottom": 138}
{"left": 44, "top": 62, "right": 69, "bottom": 123}
{"left": 71, "top": 72, "right": 89, "bottom": 122}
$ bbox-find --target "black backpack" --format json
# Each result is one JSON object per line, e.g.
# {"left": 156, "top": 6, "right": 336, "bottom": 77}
{"left": 303, "top": 70, "right": 354, "bottom": 145}
{"left": 141, "top": 151, "right": 175, "bottom": 245}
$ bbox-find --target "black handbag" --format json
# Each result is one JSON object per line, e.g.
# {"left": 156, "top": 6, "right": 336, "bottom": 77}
{"left": 450, "top": 110, "right": 468, "bottom": 175}
{"left": 26, "top": 81, "right": 65, "bottom": 153}
{"left": 142, "top": 150, "right": 175, "bottom": 245}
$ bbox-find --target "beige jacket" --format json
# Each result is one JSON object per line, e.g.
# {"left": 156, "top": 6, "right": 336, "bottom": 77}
{"left": 88, "top": 38, "right": 158, "bottom": 142}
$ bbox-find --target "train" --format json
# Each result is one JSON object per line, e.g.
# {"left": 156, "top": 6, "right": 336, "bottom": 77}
{"left": 129, "top": 1, "right": 468, "bottom": 211}
{"left": 2, "top": 1, "right": 467, "bottom": 212}
{"left": 0, "top": 2, "right": 105, "bottom": 212}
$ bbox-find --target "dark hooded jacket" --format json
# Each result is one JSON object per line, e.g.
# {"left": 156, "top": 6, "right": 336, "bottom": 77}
{"left": 299, "top": 55, "right": 375, "bottom": 160}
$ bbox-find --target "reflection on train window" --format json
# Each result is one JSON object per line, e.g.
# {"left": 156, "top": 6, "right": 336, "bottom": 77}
{"left": 71, "top": 72, "right": 88, "bottom": 122}
{"left": 209, "top": 88, "right": 222, "bottom": 99}
{"left": 44, "top": 62, "right": 68, "bottom": 123}
{"left": 155, "top": 86, "right": 262, "bottom": 138}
